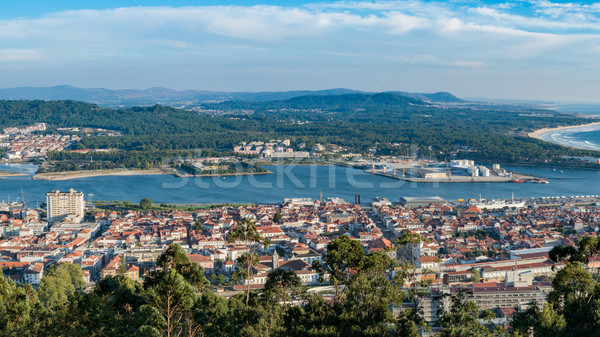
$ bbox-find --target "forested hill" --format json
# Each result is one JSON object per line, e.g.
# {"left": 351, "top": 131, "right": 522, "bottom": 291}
{"left": 211, "top": 92, "right": 427, "bottom": 112}
{"left": 0, "top": 100, "right": 241, "bottom": 134}
{"left": 208, "top": 92, "right": 582, "bottom": 131}
{"left": 0, "top": 98, "right": 598, "bottom": 168}
{"left": 0, "top": 100, "right": 275, "bottom": 151}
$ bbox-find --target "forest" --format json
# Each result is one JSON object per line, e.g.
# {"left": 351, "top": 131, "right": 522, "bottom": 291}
{"left": 0, "top": 97, "right": 598, "bottom": 173}
{"left": 2, "top": 235, "right": 600, "bottom": 337}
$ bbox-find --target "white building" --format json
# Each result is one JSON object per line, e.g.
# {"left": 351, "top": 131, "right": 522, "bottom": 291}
{"left": 46, "top": 189, "right": 85, "bottom": 224}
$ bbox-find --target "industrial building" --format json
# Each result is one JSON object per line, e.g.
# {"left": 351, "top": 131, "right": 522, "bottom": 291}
{"left": 399, "top": 196, "right": 447, "bottom": 208}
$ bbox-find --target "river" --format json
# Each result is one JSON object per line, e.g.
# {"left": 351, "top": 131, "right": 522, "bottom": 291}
{"left": 0, "top": 163, "right": 599, "bottom": 205}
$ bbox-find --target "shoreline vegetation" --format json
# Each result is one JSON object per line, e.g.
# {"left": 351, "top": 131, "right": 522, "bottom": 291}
{"left": 32, "top": 168, "right": 168, "bottom": 181}
{"left": 32, "top": 167, "right": 275, "bottom": 181}
{"left": 528, "top": 121, "right": 600, "bottom": 143}
{"left": 175, "top": 170, "right": 273, "bottom": 178}
{"left": 0, "top": 171, "right": 28, "bottom": 177}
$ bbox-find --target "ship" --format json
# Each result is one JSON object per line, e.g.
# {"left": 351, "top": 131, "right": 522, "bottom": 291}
{"left": 511, "top": 178, "right": 524, "bottom": 183}
{"left": 0, "top": 201, "right": 24, "bottom": 212}
{"left": 467, "top": 195, "right": 526, "bottom": 210}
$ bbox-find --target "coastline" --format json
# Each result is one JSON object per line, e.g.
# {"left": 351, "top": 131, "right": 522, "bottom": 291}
{"left": 528, "top": 121, "right": 600, "bottom": 151}
{"left": 528, "top": 121, "right": 600, "bottom": 140}
{"left": 32, "top": 168, "right": 169, "bottom": 181}
{"left": 0, "top": 171, "right": 28, "bottom": 177}
{"left": 176, "top": 170, "right": 273, "bottom": 178}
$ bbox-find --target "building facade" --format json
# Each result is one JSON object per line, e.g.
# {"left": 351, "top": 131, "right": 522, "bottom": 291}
{"left": 46, "top": 189, "right": 85, "bottom": 224}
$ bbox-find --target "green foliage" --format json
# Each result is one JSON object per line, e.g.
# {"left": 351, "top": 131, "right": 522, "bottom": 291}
{"left": 325, "top": 236, "right": 365, "bottom": 285}
{"left": 2, "top": 98, "right": 599, "bottom": 174}
{"left": 0, "top": 275, "right": 39, "bottom": 336}
{"left": 37, "top": 263, "right": 84, "bottom": 310}
{"left": 178, "top": 162, "right": 268, "bottom": 176}
{"left": 147, "top": 243, "right": 209, "bottom": 290}
{"left": 264, "top": 269, "right": 305, "bottom": 307}
{"left": 9, "top": 234, "right": 600, "bottom": 336}
{"left": 227, "top": 218, "right": 268, "bottom": 308}
{"left": 146, "top": 270, "right": 197, "bottom": 337}
{"left": 512, "top": 303, "right": 566, "bottom": 337}
{"left": 284, "top": 294, "right": 338, "bottom": 337}
{"left": 273, "top": 210, "right": 283, "bottom": 224}
{"left": 139, "top": 198, "right": 153, "bottom": 210}
{"left": 437, "top": 289, "right": 502, "bottom": 337}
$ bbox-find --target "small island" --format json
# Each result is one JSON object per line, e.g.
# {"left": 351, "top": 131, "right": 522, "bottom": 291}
{"left": 175, "top": 161, "right": 271, "bottom": 177}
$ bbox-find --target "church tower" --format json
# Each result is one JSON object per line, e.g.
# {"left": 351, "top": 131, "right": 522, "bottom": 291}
{"left": 272, "top": 250, "right": 279, "bottom": 270}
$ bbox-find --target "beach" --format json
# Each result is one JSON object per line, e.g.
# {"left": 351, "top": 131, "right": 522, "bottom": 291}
{"left": 32, "top": 168, "right": 169, "bottom": 181}
{"left": 528, "top": 121, "right": 600, "bottom": 139}
{"left": 528, "top": 121, "right": 600, "bottom": 151}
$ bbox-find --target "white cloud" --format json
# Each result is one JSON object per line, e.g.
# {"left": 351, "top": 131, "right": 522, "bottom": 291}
{"left": 452, "top": 60, "right": 485, "bottom": 69}
{"left": 0, "top": 49, "right": 44, "bottom": 62}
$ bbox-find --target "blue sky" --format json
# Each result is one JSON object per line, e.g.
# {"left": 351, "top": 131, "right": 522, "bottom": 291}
{"left": 1, "top": 1, "right": 600, "bottom": 102}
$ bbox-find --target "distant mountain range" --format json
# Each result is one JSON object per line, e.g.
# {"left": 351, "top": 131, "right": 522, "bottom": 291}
{"left": 0, "top": 85, "right": 464, "bottom": 107}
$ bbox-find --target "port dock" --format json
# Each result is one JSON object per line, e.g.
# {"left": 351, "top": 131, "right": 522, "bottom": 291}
{"left": 366, "top": 169, "right": 538, "bottom": 183}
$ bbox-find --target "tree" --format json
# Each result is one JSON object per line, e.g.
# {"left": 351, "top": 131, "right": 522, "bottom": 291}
{"left": 437, "top": 289, "right": 502, "bottom": 337}
{"left": 146, "top": 270, "right": 197, "bottom": 337}
{"left": 227, "top": 218, "right": 268, "bottom": 308}
{"left": 37, "top": 263, "right": 84, "bottom": 310}
{"left": 395, "top": 231, "right": 428, "bottom": 307}
{"left": 471, "top": 269, "right": 481, "bottom": 283}
{"left": 336, "top": 250, "right": 403, "bottom": 335}
{"left": 324, "top": 235, "right": 365, "bottom": 301}
{"left": 549, "top": 245, "right": 578, "bottom": 264}
{"left": 264, "top": 269, "right": 304, "bottom": 310}
{"left": 396, "top": 308, "right": 427, "bottom": 337}
{"left": 273, "top": 210, "right": 283, "bottom": 224}
{"left": 284, "top": 294, "right": 337, "bottom": 337}
{"left": 0, "top": 275, "right": 39, "bottom": 335}
{"left": 233, "top": 252, "right": 260, "bottom": 308}
{"left": 545, "top": 262, "right": 600, "bottom": 336}
{"left": 147, "top": 243, "right": 209, "bottom": 290}
{"left": 511, "top": 302, "right": 566, "bottom": 337}
{"left": 140, "top": 198, "right": 153, "bottom": 210}
{"left": 193, "top": 291, "right": 231, "bottom": 336}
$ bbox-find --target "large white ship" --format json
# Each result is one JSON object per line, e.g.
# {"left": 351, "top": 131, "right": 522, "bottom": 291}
{"left": 466, "top": 194, "right": 526, "bottom": 210}
{"left": 469, "top": 200, "right": 526, "bottom": 210}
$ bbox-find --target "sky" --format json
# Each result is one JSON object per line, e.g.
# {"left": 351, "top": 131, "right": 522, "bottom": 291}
{"left": 1, "top": 0, "right": 600, "bottom": 102}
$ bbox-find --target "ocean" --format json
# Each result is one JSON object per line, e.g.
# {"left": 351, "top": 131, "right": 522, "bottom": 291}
{"left": 539, "top": 104, "right": 600, "bottom": 151}
{"left": 538, "top": 125, "right": 600, "bottom": 151}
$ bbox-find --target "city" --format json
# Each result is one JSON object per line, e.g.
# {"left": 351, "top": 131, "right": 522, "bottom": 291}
{"left": 2, "top": 187, "right": 599, "bottom": 334}
{"left": 2, "top": 0, "right": 600, "bottom": 336}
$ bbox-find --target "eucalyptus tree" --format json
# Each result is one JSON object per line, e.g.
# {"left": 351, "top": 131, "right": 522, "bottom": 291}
{"left": 322, "top": 235, "right": 365, "bottom": 301}
{"left": 227, "top": 218, "right": 268, "bottom": 308}
{"left": 395, "top": 232, "right": 428, "bottom": 307}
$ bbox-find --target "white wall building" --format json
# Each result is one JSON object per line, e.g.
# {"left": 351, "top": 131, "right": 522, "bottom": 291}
{"left": 46, "top": 189, "right": 85, "bottom": 224}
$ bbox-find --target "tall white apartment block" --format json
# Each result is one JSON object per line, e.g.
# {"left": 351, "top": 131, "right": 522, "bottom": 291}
{"left": 46, "top": 189, "right": 85, "bottom": 224}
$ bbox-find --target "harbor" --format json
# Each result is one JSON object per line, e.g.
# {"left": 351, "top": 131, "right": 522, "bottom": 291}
{"left": 363, "top": 160, "right": 544, "bottom": 183}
